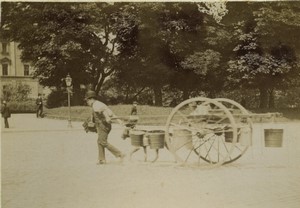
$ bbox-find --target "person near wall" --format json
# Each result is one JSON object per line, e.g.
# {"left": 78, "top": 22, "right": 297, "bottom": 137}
{"left": 36, "top": 93, "right": 43, "bottom": 118}
{"left": 121, "top": 103, "right": 138, "bottom": 140}
{"left": 128, "top": 100, "right": 139, "bottom": 126}
{"left": 1, "top": 100, "right": 11, "bottom": 128}
{"left": 130, "top": 101, "right": 138, "bottom": 115}
{"left": 85, "top": 90, "right": 126, "bottom": 165}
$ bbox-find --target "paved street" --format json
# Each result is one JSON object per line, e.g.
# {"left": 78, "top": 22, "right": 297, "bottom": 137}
{"left": 1, "top": 114, "right": 300, "bottom": 208}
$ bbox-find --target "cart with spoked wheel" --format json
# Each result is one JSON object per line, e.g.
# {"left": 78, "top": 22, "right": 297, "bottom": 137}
{"left": 164, "top": 97, "right": 281, "bottom": 168}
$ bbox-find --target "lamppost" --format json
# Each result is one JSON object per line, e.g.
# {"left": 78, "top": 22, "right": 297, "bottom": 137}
{"left": 65, "top": 73, "right": 72, "bottom": 128}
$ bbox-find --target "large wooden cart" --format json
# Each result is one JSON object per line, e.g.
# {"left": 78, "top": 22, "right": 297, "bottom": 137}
{"left": 164, "top": 97, "right": 281, "bottom": 167}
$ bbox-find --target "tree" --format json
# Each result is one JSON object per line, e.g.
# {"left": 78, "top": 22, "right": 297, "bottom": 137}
{"left": 180, "top": 49, "right": 223, "bottom": 98}
{"left": 196, "top": 1, "right": 228, "bottom": 24}
{"left": 110, "top": 3, "right": 165, "bottom": 105}
{"left": 114, "top": 2, "right": 209, "bottom": 104}
{"left": 1, "top": 2, "right": 234, "bottom": 106}
{"left": 1, "top": 2, "right": 121, "bottom": 100}
{"left": 227, "top": 2, "right": 300, "bottom": 108}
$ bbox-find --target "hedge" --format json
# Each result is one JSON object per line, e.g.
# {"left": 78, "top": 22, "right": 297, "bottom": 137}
{"left": 2, "top": 100, "right": 37, "bottom": 113}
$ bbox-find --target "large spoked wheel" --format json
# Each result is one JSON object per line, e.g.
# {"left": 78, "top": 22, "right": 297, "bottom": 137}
{"left": 215, "top": 98, "right": 253, "bottom": 164}
{"left": 165, "top": 97, "right": 238, "bottom": 167}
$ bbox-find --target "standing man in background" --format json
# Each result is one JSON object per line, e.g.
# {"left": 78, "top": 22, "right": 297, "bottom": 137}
{"left": 36, "top": 93, "right": 43, "bottom": 118}
{"left": 1, "top": 100, "right": 11, "bottom": 128}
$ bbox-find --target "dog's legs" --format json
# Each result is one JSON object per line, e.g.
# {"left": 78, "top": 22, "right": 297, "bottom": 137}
{"left": 152, "top": 149, "right": 159, "bottom": 163}
{"left": 142, "top": 146, "right": 147, "bottom": 162}
{"left": 129, "top": 147, "right": 140, "bottom": 161}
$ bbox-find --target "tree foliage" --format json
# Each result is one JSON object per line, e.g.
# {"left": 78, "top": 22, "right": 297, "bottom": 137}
{"left": 1, "top": 2, "right": 120, "bottom": 95}
{"left": 113, "top": 2, "right": 206, "bottom": 104}
{"left": 227, "top": 1, "right": 300, "bottom": 108}
{"left": 1, "top": 1, "right": 300, "bottom": 108}
{"left": 1, "top": 82, "right": 32, "bottom": 101}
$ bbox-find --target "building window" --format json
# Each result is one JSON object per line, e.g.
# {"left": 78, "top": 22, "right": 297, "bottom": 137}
{"left": 2, "top": 43, "right": 9, "bottom": 54}
{"left": 2, "top": 63, "right": 8, "bottom": 76}
{"left": 24, "top": 64, "right": 30, "bottom": 76}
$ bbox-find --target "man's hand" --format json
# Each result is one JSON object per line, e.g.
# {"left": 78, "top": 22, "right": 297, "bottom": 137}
{"left": 82, "top": 121, "right": 89, "bottom": 133}
{"left": 103, "top": 110, "right": 113, "bottom": 123}
{"left": 106, "top": 117, "right": 112, "bottom": 123}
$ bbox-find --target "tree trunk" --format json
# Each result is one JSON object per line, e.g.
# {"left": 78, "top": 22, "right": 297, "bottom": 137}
{"left": 124, "top": 85, "right": 130, "bottom": 103}
{"left": 259, "top": 87, "right": 268, "bottom": 109}
{"left": 95, "top": 75, "right": 106, "bottom": 95}
{"left": 153, "top": 87, "right": 163, "bottom": 106}
{"left": 268, "top": 89, "right": 275, "bottom": 109}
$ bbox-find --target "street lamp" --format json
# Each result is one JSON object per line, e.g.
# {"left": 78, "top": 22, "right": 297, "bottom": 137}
{"left": 65, "top": 73, "right": 72, "bottom": 128}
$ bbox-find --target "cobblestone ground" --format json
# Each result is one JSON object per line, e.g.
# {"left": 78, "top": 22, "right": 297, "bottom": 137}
{"left": 1, "top": 114, "right": 300, "bottom": 208}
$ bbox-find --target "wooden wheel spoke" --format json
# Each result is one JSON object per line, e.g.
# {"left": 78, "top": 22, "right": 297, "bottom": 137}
{"left": 214, "top": 116, "right": 228, "bottom": 124}
{"left": 218, "top": 137, "right": 220, "bottom": 162}
{"left": 203, "top": 140, "right": 213, "bottom": 163}
{"left": 176, "top": 110, "right": 194, "bottom": 127}
{"left": 221, "top": 135, "right": 232, "bottom": 161}
{"left": 234, "top": 143, "right": 243, "bottom": 152}
{"left": 206, "top": 136, "right": 227, "bottom": 160}
{"left": 184, "top": 147, "right": 195, "bottom": 163}
{"left": 173, "top": 139, "right": 193, "bottom": 151}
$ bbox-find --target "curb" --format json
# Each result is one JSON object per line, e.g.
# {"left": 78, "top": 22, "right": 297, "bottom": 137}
{"left": 2, "top": 127, "right": 84, "bottom": 133}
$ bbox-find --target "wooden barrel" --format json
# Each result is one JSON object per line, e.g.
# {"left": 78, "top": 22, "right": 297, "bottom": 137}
{"left": 148, "top": 130, "right": 165, "bottom": 149}
{"left": 264, "top": 129, "right": 283, "bottom": 147}
{"left": 224, "top": 131, "right": 239, "bottom": 143}
{"left": 172, "top": 129, "right": 193, "bottom": 150}
{"left": 224, "top": 129, "right": 240, "bottom": 143}
{"left": 129, "top": 130, "right": 145, "bottom": 147}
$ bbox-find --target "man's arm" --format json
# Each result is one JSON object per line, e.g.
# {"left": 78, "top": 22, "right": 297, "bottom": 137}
{"left": 93, "top": 102, "right": 114, "bottom": 123}
{"left": 102, "top": 110, "right": 112, "bottom": 123}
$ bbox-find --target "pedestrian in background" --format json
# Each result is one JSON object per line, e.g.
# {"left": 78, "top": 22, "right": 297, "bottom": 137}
{"left": 85, "top": 91, "right": 126, "bottom": 165}
{"left": 125, "top": 101, "right": 139, "bottom": 138}
{"left": 128, "top": 100, "right": 139, "bottom": 131}
{"left": 1, "top": 100, "right": 11, "bottom": 128}
{"left": 131, "top": 101, "right": 138, "bottom": 115}
{"left": 36, "top": 93, "right": 43, "bottom": 118}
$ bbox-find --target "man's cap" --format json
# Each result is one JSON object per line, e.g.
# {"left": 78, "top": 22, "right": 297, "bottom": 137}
{"left": 3, "top": 100, "right": 6, "bottom": 104}
{"left": 85, "top": 91, "right": 97, "bottom": 100}
{"left": 133, "top": 101, "right": 138, "bottom": 104}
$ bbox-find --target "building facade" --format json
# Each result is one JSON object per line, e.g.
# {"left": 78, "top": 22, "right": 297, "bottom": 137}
{"left": 0, "top": 41, "right": 43, "bottom": 99}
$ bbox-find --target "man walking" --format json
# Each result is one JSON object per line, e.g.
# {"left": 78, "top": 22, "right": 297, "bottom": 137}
{"left": 85, "top": 91, "right": 125, "bottom": 165}
{"left": 36, "top": 93, "right": 43, "bottom": 118}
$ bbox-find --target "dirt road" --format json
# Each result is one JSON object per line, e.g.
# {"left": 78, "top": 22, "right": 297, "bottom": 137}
{"left": 1, "top": 114, "right": 300, "bottom": 208}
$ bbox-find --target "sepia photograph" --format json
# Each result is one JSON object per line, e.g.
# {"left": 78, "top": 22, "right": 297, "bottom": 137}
{"left": 1, "top": 0, "right": 300, "bottom": 207}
